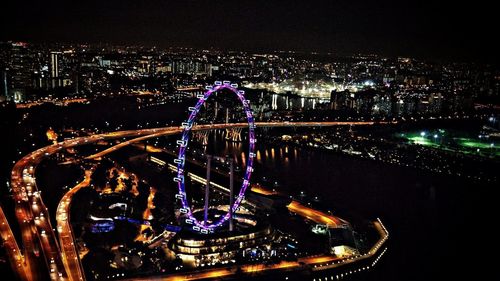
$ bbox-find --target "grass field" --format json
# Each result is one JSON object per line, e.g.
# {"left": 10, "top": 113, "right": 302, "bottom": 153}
{"left": 398, "top": 131, "right": 500, "bottom": 157}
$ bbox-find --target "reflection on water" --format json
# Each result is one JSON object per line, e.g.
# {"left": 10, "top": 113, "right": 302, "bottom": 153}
{"left": 205, "top": 131, "right": 300, "bottom": 180}
{"left": 201, "top": 131, "right": 487, "bottom": 281}
{"left": 240, "top": 151, "right": 246, "bottom": 167}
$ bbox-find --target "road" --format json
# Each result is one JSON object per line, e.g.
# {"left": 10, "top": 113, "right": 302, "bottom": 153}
{"left": 8, "top": 128, "right": 173, "bottom": 280}
{"left": 86, "top": 121, "right": 394, "bottom": 160}
{"left": 4, "top": 121, "right": 392, "bottom": 281}
{"left": 251, "top": 184, "right": 344, "bottom": 227}
{"left": 0, "top": 206, "right": 31, "bottom": 281}
{"left": 56, "top": 170, "right": 93, "bottom": 281}
{"left": 127, "top": 219, "right": 389, "bottom": 281}
{"left": 289, "top": 201, "right": 342, "bottom": 226}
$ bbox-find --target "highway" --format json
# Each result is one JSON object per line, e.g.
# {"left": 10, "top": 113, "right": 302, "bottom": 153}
{"left": 56, "top": 170, "right": 93, "bottom": 281}
{"left": 9, "top": 129, "right": 172, "bottom": 280}
{"left": 4, "top": 121, "right": 392, "bottom": 281}
{"left": 0, "top": 206, "right": 31, "bottom": 281}
{"left": 13, "top": 148, "right": 74, "bottom": 281}
{"left": 86, "top": 121, "right": 394, "bottom": 160}
{"left": 10, "top": 156, "right": 46, "bottom": 281}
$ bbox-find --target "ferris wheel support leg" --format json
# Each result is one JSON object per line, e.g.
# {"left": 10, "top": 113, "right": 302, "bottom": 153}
{"left": 204, "top": 155, "right": 212, "bottom": 225}
{"left": 229, "top": 158, "right": 234, "bottom": 232}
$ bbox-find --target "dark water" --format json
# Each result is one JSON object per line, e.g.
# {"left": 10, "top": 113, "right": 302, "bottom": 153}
{"left": 206, "top": 131, "right": 496, "bottom": 280}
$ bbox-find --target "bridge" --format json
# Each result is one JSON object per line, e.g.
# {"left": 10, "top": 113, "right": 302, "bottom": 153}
{"left": 86, "top": 121, "right": 393, "bottom": 160}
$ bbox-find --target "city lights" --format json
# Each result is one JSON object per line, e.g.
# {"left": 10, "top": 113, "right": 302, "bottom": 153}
{"left": 1, "top": 3, "right": 498, "bottom": 280}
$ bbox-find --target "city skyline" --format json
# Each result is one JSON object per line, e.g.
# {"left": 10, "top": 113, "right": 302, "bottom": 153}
{"left": 1, "top": 0, "right": 498, "bottom": 62}
{"left": 1, "top": 2, "right": 499, "bottom": 281}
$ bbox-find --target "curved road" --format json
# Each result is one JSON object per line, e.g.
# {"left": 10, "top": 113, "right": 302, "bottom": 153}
{"left": 5, "top": 121, "right": 393, "bottom": 281}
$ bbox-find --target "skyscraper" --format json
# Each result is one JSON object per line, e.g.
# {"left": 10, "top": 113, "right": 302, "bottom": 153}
{"left": 50, "top": 51, "right": 62, "bottom": 88}
{"left": 8, "top": 42, "right": 31, "bottom": 102}
{"left": 0, "top": 43, "right": 7, "bottom": 101}
{"left": 0, "top": 69, "right": 7, "bottom": 102}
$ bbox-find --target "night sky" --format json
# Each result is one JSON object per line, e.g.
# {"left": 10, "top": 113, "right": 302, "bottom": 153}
{"left": 1, "top": 0, "right": 497, "bottom": 61}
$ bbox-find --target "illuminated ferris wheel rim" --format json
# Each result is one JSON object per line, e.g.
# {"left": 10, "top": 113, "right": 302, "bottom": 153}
{"left": 175, "top": 81, "right": 256, "bottom": 232}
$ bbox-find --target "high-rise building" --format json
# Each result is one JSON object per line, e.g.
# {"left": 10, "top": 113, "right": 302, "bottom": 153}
{"left": 138, "top": 56, "right": 152, "bottom": 74}
{"left": 50, "top": 51, "right": 62, "bottom": 88}
{"left": 0, "top": 69, "right": 8, "bottom": 101}
{"left": 8, "top": 42, "right": 32, "bottom": 102}
{"left": 0, "top": 43, "right": 8, "bottom": 101}
{"left": 373, "top": 93, "right": 392, "bottom": 116}
{"left": 330, "top": 90, "right": 349, "bottom": 110}
{"left": 428, "top": 92, "right": 443, "bottom": 114}
{"left": 172, "top": 59, "right": 211, "bottom": 75}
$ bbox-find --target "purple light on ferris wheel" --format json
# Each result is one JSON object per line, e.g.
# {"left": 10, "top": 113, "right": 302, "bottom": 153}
{"left": 175, "top": 82, "right": 256, "bottom": 232}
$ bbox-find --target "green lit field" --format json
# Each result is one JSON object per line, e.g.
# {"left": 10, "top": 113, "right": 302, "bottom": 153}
{"left": 455, "top": 138, "right": 500, "bottom": 150}
{"left": 406, "top": 136, "right": 440, "bottom": 147}
{"left": 398, "top": 130, "right": 500, "bottom": 157}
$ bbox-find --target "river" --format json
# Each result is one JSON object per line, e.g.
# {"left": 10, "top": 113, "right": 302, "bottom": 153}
{"left": 199, "top": 129, "right": 496, "bottom": 281}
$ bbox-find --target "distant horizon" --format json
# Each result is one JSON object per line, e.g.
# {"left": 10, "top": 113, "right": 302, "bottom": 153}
{"left": 2, "top": 0, "right": 498, "bottom": 64}
{"left": 2, "top": 39, "right": 496, "bottom": 65}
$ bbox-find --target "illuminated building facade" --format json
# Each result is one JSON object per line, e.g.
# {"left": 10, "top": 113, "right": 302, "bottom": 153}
{"left": 170, "top": 222, "right": 275, "bottom": 267}
{"left": 6, "top": 42, "right": 31, "bottom": 102}
{"left": 50, "top": 51, "right": 62, "bottom": 88}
